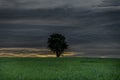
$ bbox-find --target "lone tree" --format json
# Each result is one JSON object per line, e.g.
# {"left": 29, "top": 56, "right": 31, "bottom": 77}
{"left": 47, "top": 33, "right": 68, "bottom": 57}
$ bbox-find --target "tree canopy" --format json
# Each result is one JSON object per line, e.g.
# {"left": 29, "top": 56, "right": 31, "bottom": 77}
{"left": 47, "top": 33, "right": 68, "bottom": 57}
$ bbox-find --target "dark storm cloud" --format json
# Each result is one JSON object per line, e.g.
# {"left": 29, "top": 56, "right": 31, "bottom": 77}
{"left": 0, "top": 0, "right": 103, "bottom": 9}
{"left": 0, "top": 7, "right": 86, "bottom": 19}
{"left": 101, "top": 0, "right": 120, "bottom": 6}
{"left": 0, "top": 21, "right": 120, "bottom": 49}
{"left": 0, "top": 0, "right": 120, "bottom": 54}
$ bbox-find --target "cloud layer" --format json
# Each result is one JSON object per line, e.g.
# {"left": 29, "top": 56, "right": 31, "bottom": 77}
{"left": 0, "top": 0, "right": 120, "bottom": 53}
{"left": 0, "top": 0, "right": 103, "bottom": 9}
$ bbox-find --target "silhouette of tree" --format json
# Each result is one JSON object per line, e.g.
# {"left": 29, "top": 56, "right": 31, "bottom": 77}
{"left": 47, "top": 33, "right": 68, "bottom": 57}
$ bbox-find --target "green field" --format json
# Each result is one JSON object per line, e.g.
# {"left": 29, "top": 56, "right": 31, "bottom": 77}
{"left": 0, "top": 58, "right": 120, "bottom": 80}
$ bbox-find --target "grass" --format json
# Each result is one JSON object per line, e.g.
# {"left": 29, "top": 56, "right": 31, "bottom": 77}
{"left": 0, "top": 57, "right": 120, "bottom": 80}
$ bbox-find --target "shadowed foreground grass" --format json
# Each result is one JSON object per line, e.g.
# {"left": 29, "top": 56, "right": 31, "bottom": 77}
{"left": 0, "top": 57, "right": 120, "bottom": 80}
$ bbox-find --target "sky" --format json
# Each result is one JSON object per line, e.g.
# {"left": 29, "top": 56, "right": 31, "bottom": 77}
{"left": 0, "top": 0, "right": 120, "bottom": 55}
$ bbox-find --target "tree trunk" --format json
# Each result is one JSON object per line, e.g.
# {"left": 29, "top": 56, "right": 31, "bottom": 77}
{"left": 56, "top": 52, "right": 60, "bottom": 58}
